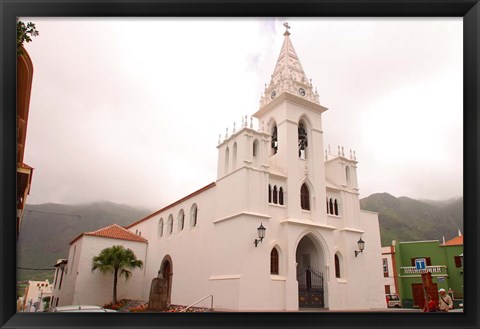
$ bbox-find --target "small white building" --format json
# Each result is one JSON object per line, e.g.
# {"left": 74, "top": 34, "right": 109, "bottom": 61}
{"left": 21, "top": 280, "right": 52, "bottom": 312}
{"left": 56, "top": 25, "right": 386, "bottom": 311}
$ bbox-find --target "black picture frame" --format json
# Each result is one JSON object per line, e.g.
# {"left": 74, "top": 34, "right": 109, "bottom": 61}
{"left": 1, "top": 1, "right": 478, "bottom": 329}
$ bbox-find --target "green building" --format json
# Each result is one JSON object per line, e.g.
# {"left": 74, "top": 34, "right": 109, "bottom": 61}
{"left": 393, "top": 234, "right": 463, "bottom": 309}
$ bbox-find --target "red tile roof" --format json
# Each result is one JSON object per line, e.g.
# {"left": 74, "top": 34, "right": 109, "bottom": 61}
{"left": 70, "top": 224, "right": 148, "bottom": 245}
{"left": 441, "top": 235, "right": 463, "bottom": 246}
{"left": 125, "top": 182, "right": 216, "bottom": 229}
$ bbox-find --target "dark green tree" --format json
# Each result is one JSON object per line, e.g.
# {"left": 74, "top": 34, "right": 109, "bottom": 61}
{"left": 91, "top": 245, "right": 143, "bottom": 304}
{"left": 17, "top": 18, "right": 39, "bottom": 55}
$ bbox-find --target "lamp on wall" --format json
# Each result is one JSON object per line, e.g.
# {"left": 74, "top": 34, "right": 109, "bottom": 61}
{"left": 254, "top": 223, "right": 266, "bottom": 247}
{"left": 355, "top": 237, "right": 365, "bottom": 257}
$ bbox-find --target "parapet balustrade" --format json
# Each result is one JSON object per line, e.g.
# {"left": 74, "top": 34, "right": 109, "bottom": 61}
{"left": 400, "top": 265, "right": 448, "bottom": 276}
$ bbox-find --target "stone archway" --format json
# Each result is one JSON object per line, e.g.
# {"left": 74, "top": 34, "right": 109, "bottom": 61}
{"left": 295, "top": 234, "right": 325, "bottom": 308}
{"left": 148, "top": 255, "right": 173, "bottom": 311}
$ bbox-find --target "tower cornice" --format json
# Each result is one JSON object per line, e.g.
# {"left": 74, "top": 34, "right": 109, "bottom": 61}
{"left": 253, "top": 91, "right": 328, "bottom": 119}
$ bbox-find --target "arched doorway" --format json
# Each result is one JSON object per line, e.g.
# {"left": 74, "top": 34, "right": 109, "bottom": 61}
{"left": 148, "top": 255, "right": 173, "bottom": 310}
{"left": 296, "top": 234, "right": 325, "bottom": 308}
{"left": 159, "top": 256, "right": 173, "bottom": 306}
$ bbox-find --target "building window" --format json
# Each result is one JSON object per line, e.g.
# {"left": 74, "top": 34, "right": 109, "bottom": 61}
{"left": 454, "top": 255, "right": 463, "bottom": 268}
{"left": 385, "top": 285, "right": 391, "bottom": 294}
{"left": 298, "top": 121, "right": 308, "bottom": 159}
{"left": 329, "top": 198, "right": 333, "bottom": 214}
{"left": 268, "top": 185, "right": 272, "bottom": 203}
{"left": 225, "top": 147, "right": 230, "bottom": 173}
{"left": 271, "top": 124, "right": 278, "bottom": 155}
{"left": 383, "top": 258, "right": 389, "bottom": 277}
{"left": 232, "top": 142, "right": 237, "bottom": 170}
{"left": 279, "top": 187, "right": 284, "bottom": 205}
{"left": 190, "top": 204, "right": 198, "bottom": 227}
{"left": 158, "top": 219, "right": 164, "bottom": 238}
{"left": 178, "top": 210, "right": 185, "bottom": 231}
{"left": 334, "top": 199, "right": 339, "bottom": 215}
{"left": 168, "top": 215, "right": 173, "bottom": 235}
{"left": 345, "top": 166, "right": 350, "bottom": 184}
{"left": 300, "top": 183, "right": 310, "bottom": 210}
{"left": 271, "top": 248, "right": 279, "bottom": 275}
{"left": 253, "top": 139, "right": 258, "bottom": 157}
{"left": 334, "top": 253, "right": 341, "bottom": 278}
{"left": 273, "top": 186, "right": 278, "bottom": 204}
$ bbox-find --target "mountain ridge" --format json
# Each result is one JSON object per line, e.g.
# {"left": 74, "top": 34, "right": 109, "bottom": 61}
{"left": 17, "top": 194, "right": 462, "bottom": 284}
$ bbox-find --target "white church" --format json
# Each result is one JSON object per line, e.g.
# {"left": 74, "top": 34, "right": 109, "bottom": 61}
{"left": 51, "top": 24, "right": 386, "bottom": 311}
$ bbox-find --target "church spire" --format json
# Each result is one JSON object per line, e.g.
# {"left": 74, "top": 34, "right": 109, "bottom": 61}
{"left": 259, "top": 23, "right": 320, "bottom": 108}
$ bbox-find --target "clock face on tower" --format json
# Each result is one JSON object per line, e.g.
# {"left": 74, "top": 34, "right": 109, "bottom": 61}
{"left": 299, "top": 88, "right": 306, "bottom": 96}
{"left": 271, "top": 91, "right": 276, "bottom": 99}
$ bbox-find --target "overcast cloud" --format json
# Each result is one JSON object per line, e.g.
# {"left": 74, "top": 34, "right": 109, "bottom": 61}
{"left": 21, "top": 17, "right": 462, "bottom": 210}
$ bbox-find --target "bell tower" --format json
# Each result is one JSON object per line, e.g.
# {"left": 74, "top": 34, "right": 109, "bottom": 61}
{"left": 253, "top": 23, "right": 329, "bottom": 222}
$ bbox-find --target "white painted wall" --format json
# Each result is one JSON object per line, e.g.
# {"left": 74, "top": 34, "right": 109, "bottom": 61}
{"left": 57, "top": 236, "right": 147, "bottom": 307}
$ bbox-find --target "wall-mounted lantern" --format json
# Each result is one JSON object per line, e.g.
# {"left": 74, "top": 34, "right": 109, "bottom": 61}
{"left": 254, "top": 223, "right": 266, "bottom": 247}
{"left": 355, "top": 237, "right": 365, "bottom": 257}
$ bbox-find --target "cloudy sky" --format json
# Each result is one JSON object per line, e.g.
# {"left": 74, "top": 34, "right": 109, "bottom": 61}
{"left": 21, "top": 17, "right": 462, "bottom": 210}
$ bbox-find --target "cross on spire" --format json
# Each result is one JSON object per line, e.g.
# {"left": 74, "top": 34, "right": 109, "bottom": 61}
{"left": 283, "top": 22, "right": 291, "bottom": 36}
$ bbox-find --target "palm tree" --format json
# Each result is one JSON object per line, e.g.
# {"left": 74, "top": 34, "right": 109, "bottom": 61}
{"left": 91, "top": 245, "right": 143, "bottom": 304}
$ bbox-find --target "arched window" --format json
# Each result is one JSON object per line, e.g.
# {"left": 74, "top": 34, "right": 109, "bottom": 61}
{"left": 329, "top": 198, "right": 334, "bottom": 215}
{"left": 178, "top": 210, "right": 185, "bottom": 231}
{"left": 253, "top": 139, "right": 259, "bottom": 157}
{"left": 158, "top": 218, "right": 164, "bottom": 238}
{"left": 225, "top": 147, "right": 230, "bottom": 173}
{"left": 300, "top": 183, "right": 310, "bottom": 210}
{"left": 334, "top": 199, "right": 339, "bottom": 216}
{"left": 168, "top": 215, "right": 173, "bottom": 235}
{"left": 326, "top": 197, "right": 329, "bottom": 214}
{"left": 270, "top": 248, "right": 279, "bottom": 275}
{"left": 298, "top": 121, "right": 308, "bottom": 159}
{"left": 273, "top": 185, "right": 278, "bottom": 204}
{"left": 268, "top": 185, "right": 272, "bottom": 203}
{"left": 232, "top": 142, "right": 237, "bottom": 170}
{"left": 190, "top": 204, "right": 198, "bottom": 228}
{"left": 335, "top": 253, "right": 341, "bottom": 278}
{"left": 279, "top": 187, "right": 284, "bottom": 205}
{"left": 271, "top": 124, "right": 278, "bottom": 155}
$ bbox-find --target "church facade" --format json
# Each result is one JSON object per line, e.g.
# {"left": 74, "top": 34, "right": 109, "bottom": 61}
{"left": 53, "top": 25, "right": 386, "bottom": 311}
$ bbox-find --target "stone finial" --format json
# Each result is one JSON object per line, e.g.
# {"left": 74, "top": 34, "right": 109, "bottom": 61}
{"left": 245, "top": 115, "right": 248, "bottom": 127}
{"left": 341, "top": 146, "right": 345, "bottom": 157}
{"left": 283, "top": 22, "right": 291, "bottom": 36}
{"left": 218, "top": 134, "right": 221, "bottom": 144}
{"left": 350, "top": 149, "right": 352, "bottom": 160}
{"left": 233, "top": 122, "right": 236, "bottom": 134}
{"left": 225, "top": 128, "right": 228, "bottom": 139}
{"left": 250, "top": 117, "right": 253, "bottom": 129}
{"left": 353, "top": 151, "right": 356, "bottom": 161}
{"left": 338, "top": 145, "right": 341, "bottom": 156}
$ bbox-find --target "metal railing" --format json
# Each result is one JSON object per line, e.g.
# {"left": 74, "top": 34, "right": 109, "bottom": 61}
{"left": 400, "top": 265, "right": 448, "bottom": 276}
{"left": 180, "top": 294, "right": 213, "bottom": 312}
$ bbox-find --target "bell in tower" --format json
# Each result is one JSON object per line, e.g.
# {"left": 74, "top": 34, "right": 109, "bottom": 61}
{"left": 298, "top": 122, "right": 308, "bottom": 158}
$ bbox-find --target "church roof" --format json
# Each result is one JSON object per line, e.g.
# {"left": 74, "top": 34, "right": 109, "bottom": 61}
{"left": 125, "top": 182, "right": 216, "bottom": 229}
{"left": 70, "top": 224, "right": 148, "bottom": 245}
{"left": 259, "top": 23, "right": 320, "bottom": 109}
